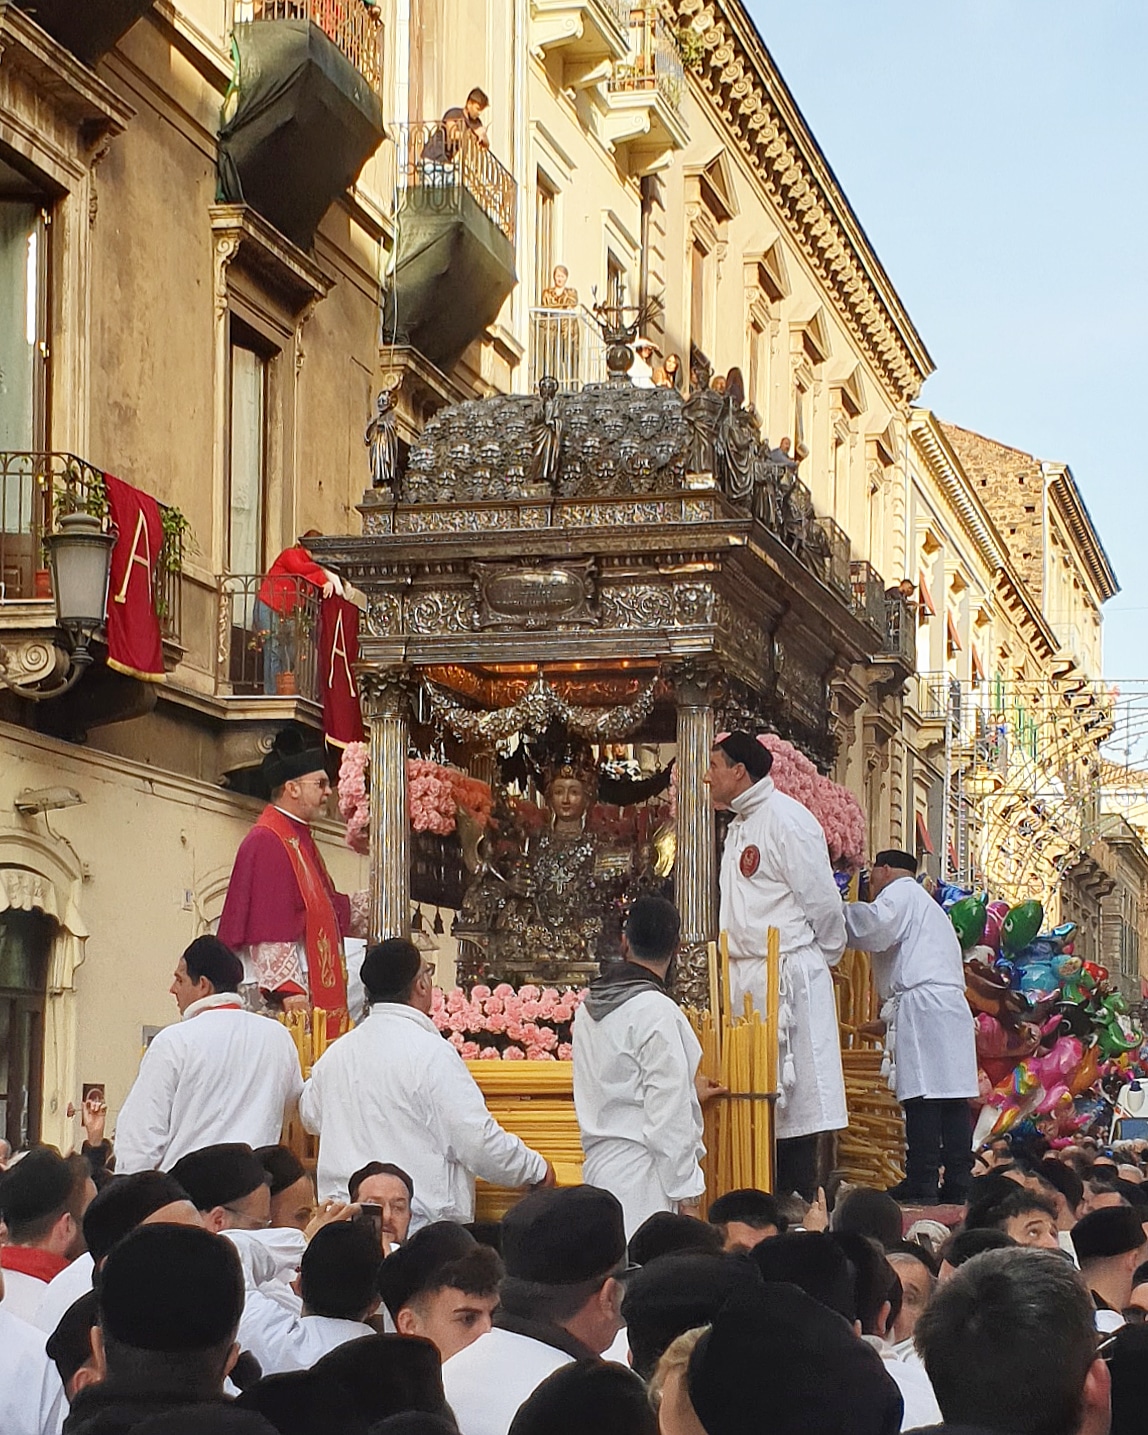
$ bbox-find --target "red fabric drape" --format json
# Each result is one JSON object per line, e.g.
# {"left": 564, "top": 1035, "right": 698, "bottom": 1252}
{"left": 104, "top": 473, "right": 165, "bottom": 681}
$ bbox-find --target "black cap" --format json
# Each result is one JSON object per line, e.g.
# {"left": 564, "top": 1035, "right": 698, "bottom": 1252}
{"left": 83, "top": 1172, "right": 191, "bottom": 1264}
{"left": 832, "top": 1188, "right": 905, "bottom": 1250}
{"left": 256, "top": 1146, "right": 307, "bottom": 1199}
{"left": 714, "top": 732, "right": 772, "bottom": 781}
{"left": 0, "top": 1147, "right": 75, "bottom": 1225}
{"left": 312, "top": 1335, "right": 447, "bottom": 1425}
{"left": 508, "top": 1360, "right": 656, "bottom": 1435}
{"left": 621, "top": 1251, "right": 763, "bottom": 1380}
{"left": 376, "top": 1222, "right": 476, "bottom": 1319}
{"left": 687, "top": 1286, "right": 903, "bottom": 1435}
{"left": 45, "top": 1290, "right": 100, "bottom": 1389}
{"left": 132, "top": 1412, "right": 280, "bottom": 1435}
{"left": 751, "top": 1231, "right": 857, "bottom": 1322}
{"left": 97, "top": 1225, "right": 244, "bottom": 1351}
{"left": 300, "top": 1222, "right": 382, "bottom": 1321}
{"left": 1071, "top": 1205, "right": 1148, "bottom": 1262}
{"left": 874, "top": 850, "right": 917, "bottom": 873}
{"left": 627, "top": 1211, "right": 723, "bottom": 1266}
{"left": 236, "top": 1368, "right": 369, "bottom": 1435}
{"left": 361, "top": 941, "right": 422, "bottom": 1003}
{"left": 501, "top": 1186, "right": 626, "bottom": 1285}
{"left": 170, "top": 1144, "right": 268, "bottom": 1212}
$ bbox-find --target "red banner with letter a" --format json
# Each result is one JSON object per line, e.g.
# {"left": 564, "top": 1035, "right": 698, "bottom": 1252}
{"left": 104, "top": 473, "right": 165, "bottom": 681}
{"left": 319, "top": 593, "right": 364, "bottom": 747}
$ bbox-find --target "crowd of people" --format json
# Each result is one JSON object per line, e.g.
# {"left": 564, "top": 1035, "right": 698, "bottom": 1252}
{"left": 5, "top": 729, "right": 1148, "bottom": 1433}
{"left": 7, "top": 1096, "right": 1148, "bottom": 1435}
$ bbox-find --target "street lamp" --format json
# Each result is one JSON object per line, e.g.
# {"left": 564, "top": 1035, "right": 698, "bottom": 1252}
{"left": 0, "top": 510, "right": 116, "bottom": 700}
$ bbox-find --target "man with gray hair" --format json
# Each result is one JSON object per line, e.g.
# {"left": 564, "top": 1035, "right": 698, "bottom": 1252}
{"left": 913, "top": 1247, "right": 1110, "bottom": 1435}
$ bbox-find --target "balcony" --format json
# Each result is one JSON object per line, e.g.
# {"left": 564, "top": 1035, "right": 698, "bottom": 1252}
{"left": 11, "top": 0, "right": 156, "bottom": 65}
{"left": 604, "top": 7, "right": 689, "bottom": 173}
{"left": 530, "top": 0, "right": 631, "bottom": 77}
{"left": 883, "top": 593, "right": 916, "bottom": 672}
{"left": 850, "top": 560, "right": 886, "bottom": 635}
{"left": 218, "top": 0, "right": 386, "bottom": 251}
{"left": 0, "top": 452, "right": 180, "bottom": 645}
{"left": 215, "top": 573, "right": 319, "bottom": 703}
{"left": 382, "top": 124, "right": 518, "bottom": 374}
{"left": 528, "top": 306, "right": 608, "bottom": 392}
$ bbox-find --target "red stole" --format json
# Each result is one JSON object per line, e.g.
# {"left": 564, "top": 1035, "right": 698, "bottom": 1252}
{"left": 255, "top": 806, "right": 347, "bottom": 1029}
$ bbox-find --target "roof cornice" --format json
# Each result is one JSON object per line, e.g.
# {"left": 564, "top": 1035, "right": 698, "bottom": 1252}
{"left": 1043, "top": 462, "right": 1120, "bottom": 603}
{"left": 909, "top": 410, "right": 1006, "bottom": 571}
{"left": 676, "top": 0, "right": 934, "bottom": 403}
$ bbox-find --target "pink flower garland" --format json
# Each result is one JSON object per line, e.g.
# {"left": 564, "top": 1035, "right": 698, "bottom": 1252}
{"left": 337, "top": 744, "right": 493, "bottom": 852}
{"left": 756, "top": 734, "right": 865, "bottom": 870}
{"left": 431, "top": 983, "right": 586, "bottom": 1061}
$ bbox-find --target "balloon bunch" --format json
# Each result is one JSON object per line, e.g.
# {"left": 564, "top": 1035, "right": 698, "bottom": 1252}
{"left": 924, "top": 879, "right": 1145, "bottom": 1142}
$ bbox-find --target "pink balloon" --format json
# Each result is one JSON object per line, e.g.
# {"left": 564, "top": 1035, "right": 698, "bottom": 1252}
{"left": 983, "top": 900, "right": 1010, "bottom": 953}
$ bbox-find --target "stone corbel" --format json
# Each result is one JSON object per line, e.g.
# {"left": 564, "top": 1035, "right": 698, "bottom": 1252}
{"left": 0, "top": 635, "right": 70, "bottom": 690}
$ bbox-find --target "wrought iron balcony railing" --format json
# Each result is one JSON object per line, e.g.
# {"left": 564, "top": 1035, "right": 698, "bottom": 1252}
{"left": 608, "top": 6, "right": 686, "bottom": 118}
{"left": 238, "top": 0, "right": 384, "bottom": 92}
{"left": 849, "top": 560, "right": 886, "bottom": 634}
{"left": 529, "top": 306, "right": 608, "bottom": 392}
{"left": 884, "top": 593, "right": 916, "bottom": 670}
{"left": 394, "top": 122, "right": 517, "bottom": 245}
{"left": 0, "top": 452, "right": 181, "bottom": 645}
{"left": 216, "top": 572, "right": 319, "bottom": 702}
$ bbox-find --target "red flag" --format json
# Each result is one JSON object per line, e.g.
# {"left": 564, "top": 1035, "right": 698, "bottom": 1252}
{"left": 319, "top": 593, "right": 364, "bottom": 747}
{"left": 104, "top": 473, "right": 164, "bottom": 681}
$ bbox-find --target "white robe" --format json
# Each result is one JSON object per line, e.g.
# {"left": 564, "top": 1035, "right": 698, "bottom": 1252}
{"left": 718, "top": 776, "right": 848, "bottom": 1140}
{"left": 573, "top": 985, "right": 705, "bottom": 1237}
{"left": 299, "top": 1003, "right": 548, "bottom": 1222}
{"left": 843, "top": 876, "right": 978, "bottom": 1102}
{"left": 0, "top": 1306, "right": 67, "bottom": 1435}
{"left": 0, "top": 1267, "right": 53, "bottom": 1325}
{"left": 443, "top": 1328, "right": 572, "bottom": 1435}
{"left": 30, "top": 1252, "right": 95, "bottom": 1334}
{"left": 113, "top": 994, "right": 304, "bottom": 1172}
{"left": 863, "top": 1336, "right": 942, "bottom": 1431}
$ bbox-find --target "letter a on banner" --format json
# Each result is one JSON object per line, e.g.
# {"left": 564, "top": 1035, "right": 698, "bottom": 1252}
{"left": 104, "top": 473, "right": 165, "bottom": 680}
{"left": 319, "top": 593, "right": 365, "bottom": 746}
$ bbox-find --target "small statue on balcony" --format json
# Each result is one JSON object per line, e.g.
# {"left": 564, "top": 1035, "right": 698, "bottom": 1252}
{"left": 528, "top": 376, "right": 564, "bottom": 492}
{"left": 714, "top": 366, "right": 759, "bottom": 506}
{"left": 683, "top": 346, "right": 723, "bottom": 476}
{"left": 365, "top": 386, "right": 400, "bottom": 494}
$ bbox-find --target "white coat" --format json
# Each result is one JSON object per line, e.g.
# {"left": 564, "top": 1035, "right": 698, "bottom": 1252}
{"left": 573, "top": 979, "right": 705, "bottom": 1238}
{"left": 0, "top": 1306, "right": 67, "bottom": 1435}
{"left": 843, "top": 876, "right": 978, "bottom": 1102}
{"left": 299, "top": 1003, "right": 548, "bottom": 1221}
{"left": 31, "top": 1251, "right": 95, "bottom": 1334}
{"left": 443, "top": 1327, "right": 572, "bottom": 1435}
{"left": 113, "top": 994, "right": 304, "bottom": 1172}
{"left": 718, "top": 776, "right": 848, "bottom": 1140}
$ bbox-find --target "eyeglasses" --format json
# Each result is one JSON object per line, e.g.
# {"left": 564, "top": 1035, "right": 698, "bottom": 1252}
{"left": 298, "top": 777, "right": 332, "bottom": 791}
{"left": 224, "top": 1205, "right": 271, "bottom": 1230}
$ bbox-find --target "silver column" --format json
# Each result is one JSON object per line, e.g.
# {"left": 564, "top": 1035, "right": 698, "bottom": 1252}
{"left": 363, "top": 666, "right": 413, "bottom": 940}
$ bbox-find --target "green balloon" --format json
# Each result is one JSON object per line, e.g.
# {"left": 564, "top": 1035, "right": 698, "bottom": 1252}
{"left": 949, "top": 893, "right": 988, "bottom": 951}
{"left": 1001, "top": 900, "right": 1044, "bottom": 954}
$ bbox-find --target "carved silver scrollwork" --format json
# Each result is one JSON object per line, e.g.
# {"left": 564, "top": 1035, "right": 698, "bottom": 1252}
{"left": 599, "top": 585, "right": 675, "bottom": 630}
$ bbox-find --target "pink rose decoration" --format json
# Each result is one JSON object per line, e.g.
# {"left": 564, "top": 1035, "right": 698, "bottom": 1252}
{"left": 493, "top": 984, "right": 515, "bottom": 998}
{"left": 557, "top": 1043, "right": 573, "bottom": 1060}
{"left": 471, "top": 985, "right": 492, "bottom": 1001}
{"left": 502, "top": 1046, "right": 525, "bottom": 1061}
{"left": 478, "top": 1047, "right": 500, "bottom": 1060}
{"left": 460, "top": 1041, "right": 481, "bottom": 1060}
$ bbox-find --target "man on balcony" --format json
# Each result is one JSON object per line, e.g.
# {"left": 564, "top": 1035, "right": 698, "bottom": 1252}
{"left": 423, "top": 87, "right": 490, "bottom": 166}
{"left": 217, "top": 735, "right": 367, "bottom": 1029}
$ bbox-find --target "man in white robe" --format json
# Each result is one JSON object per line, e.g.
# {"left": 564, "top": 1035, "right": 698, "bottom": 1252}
{"left": 844, "top": 849, "right": 978, "bottom": 1204}
{"left": 573, "top": 896, "right": 708, "bottom": 1238}
{"left": 113, "top": 936, "right": 303, "bottom": 1173}
{"left": 443, "top": 1186, "right": 627, "bottom": 1435}
{"left": 233, "top": 1220, "right": 379, "bottom": 1375}
{"left": 0, "top": 1279, "right": 67, "bottom": 1435}
{"left": 706, "top": 731, "right": 848, "bottom": 1199}
{"left": 300, "top": 939, "right": 553, "bottom": 1219}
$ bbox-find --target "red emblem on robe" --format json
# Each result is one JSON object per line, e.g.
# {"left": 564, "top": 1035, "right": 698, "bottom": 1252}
{"left": 740, "top": 845, "right": 760, "bottom": 878}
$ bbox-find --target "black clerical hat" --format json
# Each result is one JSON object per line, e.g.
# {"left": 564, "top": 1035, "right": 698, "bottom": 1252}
{"left": 236, "top": 1369, "right": 368, "bottom": 1435}
{"left": 0, "top": 1146, "right": 75, "bottom": 1225}
{"left": 255, "top": 1146, "right": 306, "bottom": 1199}
{"left": 621, "top": 1251, "right": 763, "bottom": 1380}
{"left": 262, "top": 729, "right": 327, "bottom": 790}
{"left": 714, "top": 731, "right": 772, "bottom": 781}
{"left": 97, "top": 1225, "right": 244, "bottom": 1351}
{"left": 627, "top": 1211, "right": 723, "bottom": 1267}
{"left": 46, "top": 1290, "right": 100, "bottom": 1389}
{"left": 376, "top": 1221, "right": 477, "bottom": 1319}
{"left": 83, "top": 1171, "right": 191, "bottom": 1263}
{"left": 300, "top": 1222, "right": 382, "bottom": 1321}
{"left": 312, "top": 1335, "right": 448, "bottom": 1425}
{"left": 501, "top": 1185, "right": 626, "bottom": 1285}
{"left": 169, "top": 1144, "right": 268, "bottom": 1212}
{"left": 508, "top": 1361, "right": 656, "bottom": 1435}
{"left": 1072, "top": 1205, "right": 1147, "bottom": 1262}
{"left": 688, "top": 1286, "right": 903, "bottom": 1435}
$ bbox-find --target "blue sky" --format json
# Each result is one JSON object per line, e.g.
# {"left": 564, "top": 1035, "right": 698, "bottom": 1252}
{"left": 745, "top": 1, "right": 1147, "bottom": 678}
